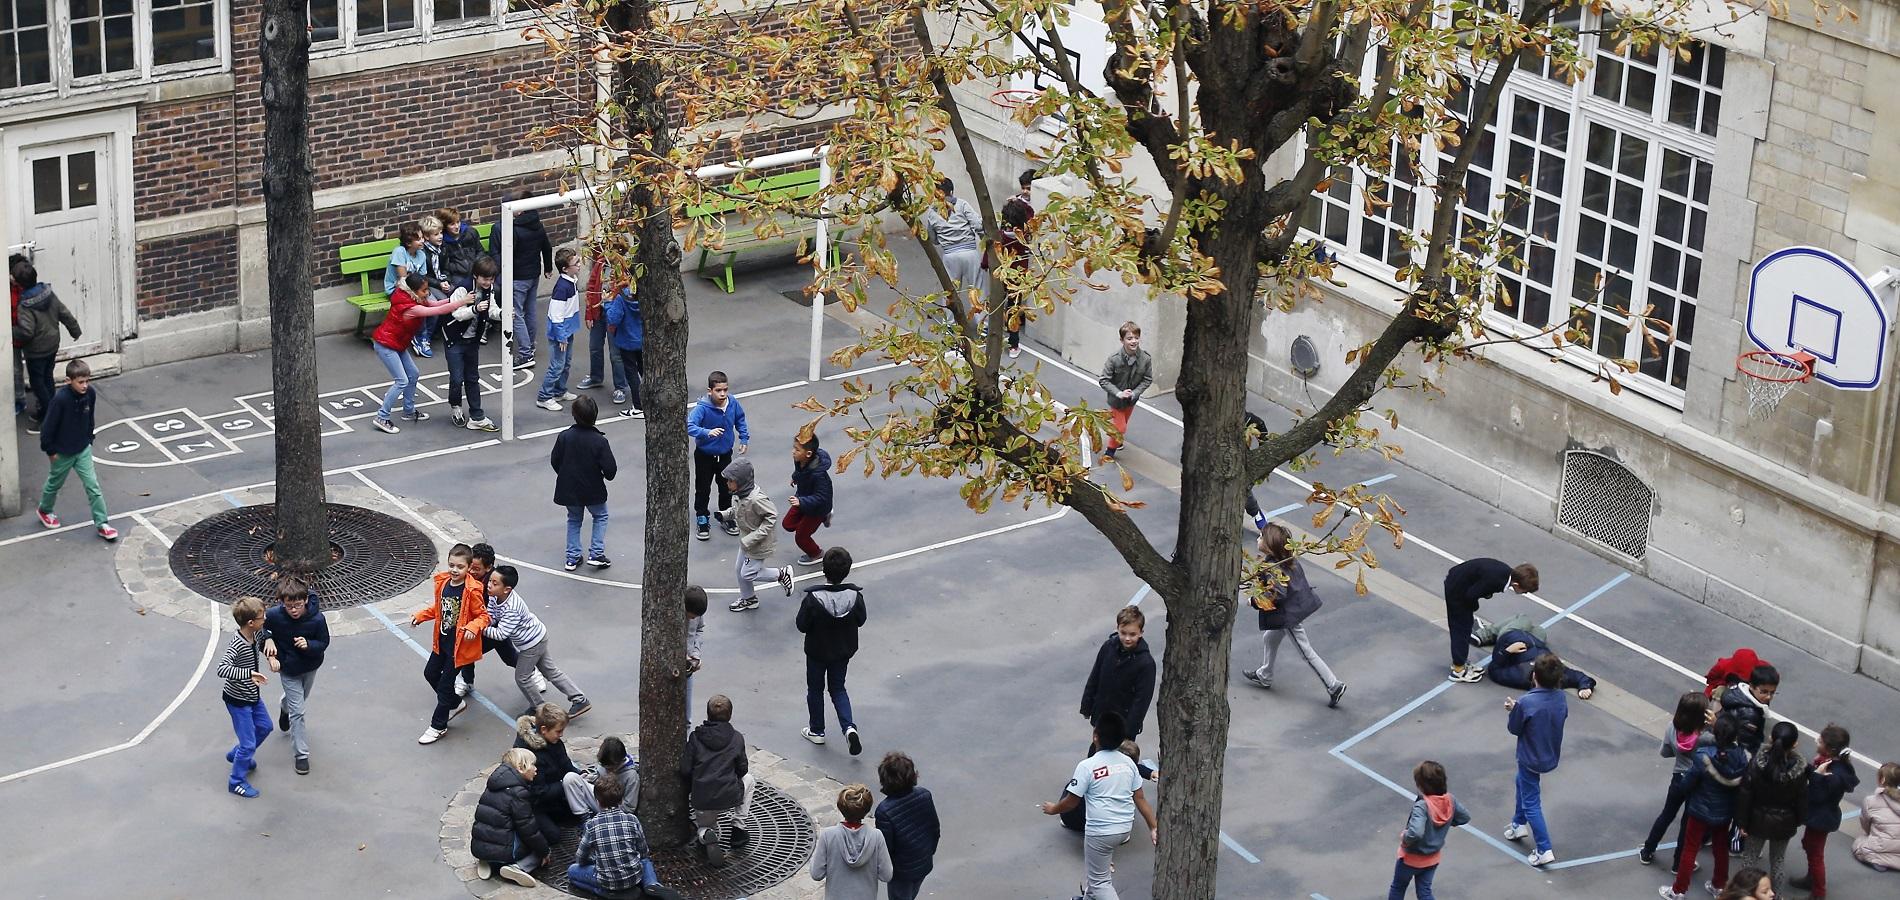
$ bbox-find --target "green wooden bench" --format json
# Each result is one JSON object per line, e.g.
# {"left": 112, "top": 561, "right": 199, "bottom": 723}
{"left": 684, "top": 168, "right": 841, "bottom": 294}
{"left": 337, "top": 223, "right": 494, "bottom": 338}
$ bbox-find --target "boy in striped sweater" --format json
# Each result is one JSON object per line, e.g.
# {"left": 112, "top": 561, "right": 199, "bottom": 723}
{"left": 218, "top": 596, "right": 274, "bottom": 798}
{"left": 485, "top": 565, "right": 591, "bottom": 720}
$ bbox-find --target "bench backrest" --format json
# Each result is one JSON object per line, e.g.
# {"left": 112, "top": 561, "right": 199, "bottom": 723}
{"left": 684, "top": 168, "right": 824, "bottom": 221}
{"left": 337, "top": 222, "right": 495, "bottom": 275}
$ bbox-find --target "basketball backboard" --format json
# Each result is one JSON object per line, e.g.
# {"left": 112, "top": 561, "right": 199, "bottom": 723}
{"left": 1745, "top": 247, "right": 1891, "bottom": 390}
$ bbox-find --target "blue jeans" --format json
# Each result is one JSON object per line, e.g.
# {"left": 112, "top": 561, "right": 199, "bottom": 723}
{"left": 511, "top": 277, "right": 539, "bottom": 359}
{"left": 444, "top": 340, "right": 484, "bottom": 419}
{"left": 567, "top": 860, "right": 658, "bottom": 895}
{"left": 805, "top": 656, "right": 854, "bottom": 735}
{"left": 888, "top": 877, "right": 925, "bottom": 900}
{"left": 566, "top": 503, "right": 607, "bottom": 563}
{"left": 225, "top": 698, "right": 272, "bottom": 787}
{"left": 586, "top": 323, "right": 629, "bottom": 391}
{"left": 373, "top": 342, "right": 419, "bottom": 420}
{"left": 536, "top": 338, "right": 572, "bottom": 402}
{"left": 1387, "top": 858, "right": 1436, "bottom": 899}
{"left": 1514, "top": 764, "right": 1552, "bottom": 852}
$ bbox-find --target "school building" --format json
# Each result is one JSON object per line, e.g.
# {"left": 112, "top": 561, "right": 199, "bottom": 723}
{"left": 1024, "top": 4, "right": 1900, "bottom": 688}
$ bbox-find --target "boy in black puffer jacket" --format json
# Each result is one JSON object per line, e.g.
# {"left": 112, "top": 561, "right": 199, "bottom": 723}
{"left": 1080, "top": 605, "right": 1155, "bottom": 741}
{"left": 681, "top": 694, "right": 754, "bottom": 865}
{"left": 1719, "top": 664, "right": 1779, "bottom": 756}
{"left": 471, "top": 747, "right": 548, "bottom": 888}
{"left": 263, "top": 578, "right": 329, "bottom": 775}
{"left": 795, "top": 547, "right": 866, "bottom": 754}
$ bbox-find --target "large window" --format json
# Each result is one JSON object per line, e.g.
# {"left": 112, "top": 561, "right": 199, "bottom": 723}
{"left": 1300, "top": 11, "right": 1724, "bottom": 405}
{"left": 309, "top": 0, "right": 543, "bottom": 49}
{"left": 0, "top": 0, "right": 223, "bottom": 95}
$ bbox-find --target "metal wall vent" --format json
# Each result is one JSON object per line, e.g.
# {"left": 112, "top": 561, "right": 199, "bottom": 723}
{"left": 1556, "top": 450, "right": 1653, "bottom": 560}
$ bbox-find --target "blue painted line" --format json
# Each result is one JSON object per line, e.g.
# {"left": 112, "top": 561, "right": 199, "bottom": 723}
{"left": 362, "top": 603, "right": 514, "bottom": 727}
{"left": 1311, "top": 894, "right": 1332, "bottom": 900}
{"left": 220, "top": 491, "right": 244, "bottom": 507}
{"left": 1127, "top": 583, "right": 1151, "bottom": 607}
{"left": 1332, "top": 679, "right": 1457, "bottom": 754}
{"left": 1537, "top": 571, "right": 1630, "bottom": 629}
{"left": 1262, "top": 474, "right": 1399, "bottom": 522}
{"left": 1545, "top": 846, "right": 1646, "bottom": 869}
{"left": 1219, "top": 829, "right": 1260, "bottom": 864}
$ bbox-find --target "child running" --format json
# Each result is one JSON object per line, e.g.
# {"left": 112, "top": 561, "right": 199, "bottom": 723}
{"left": 534, "top": 248, "right": 582, "bottom": 411}
{"left": 1096, "top": 322, "right": 1152, "bottom": 461}
{"left": 784, "top": 429, "right": 834, "bottom": 566}
{"left": 1504, "top": 654, "right": 1568, "bottom": 867}
{"left": 410, "top": 543, "right": 489, "bottom": 745}
{"left": 217, "top": 596, "right": 274, "bottom": 798}
{"left": 1389, "top": 760, "right": 1470, "bottom": 900}
{"left": 1241, "top": 522, "right": 1346, "bottom": 707}
{"left": 484, "top": 564, "right": 591, "bottom": 720}
{"left": 263, "top": 578, "right": 328, "bottom": 775}
{"left": 722, "top": 457, "right": 790, "bottom": 612}
{"left": 688, "top": 370, "right": 748, "bottom": 540}
{"left": 796, "top": 547, "right": 866, "bottom": 754}
{"left": 34, "top": 358, "right": 117, "bottom": 540}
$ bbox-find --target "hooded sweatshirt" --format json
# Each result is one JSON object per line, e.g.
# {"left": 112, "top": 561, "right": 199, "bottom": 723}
{"left": 796, "top": 582, "right": 867, "bottom": 662}
{"left": 12, "top": 284, "right": 81, "bottom": 357}
{"left": 688, "top": 393, "right": 748, "bottom": 455}
{"left": 508, "top": 208, "right": 555, "bottom": 275}
{"left": 721, "top": 457, "right": 779, "bottom": 559}
{"left": 790, "top": 447, "right": 834, "bottom": 517}
{"left": 679, "top": 719, "right": 749, "bottom": 810}
{"left": 1398, "top": 792, "right": 1472, "bottom": 868}
{"left": 810, "top": 821, "right": 894, "bottom": 900}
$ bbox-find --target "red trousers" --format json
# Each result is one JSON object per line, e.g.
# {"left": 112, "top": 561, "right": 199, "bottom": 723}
{"left": 782, "top": 505, "right": 825, "bottom": 557}
{"left": 1674, "top": 815, "right": 1729, "bottom": 895}
{"left": 1800, "top": 827, "right": 1829, "bottom": 897}
{"left": 1107, "top": 404, "right": 1134, "bottom": 450}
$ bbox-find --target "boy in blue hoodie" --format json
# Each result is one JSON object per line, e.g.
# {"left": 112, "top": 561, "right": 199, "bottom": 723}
{"left": 604, "top": 279, "right": 645, "bottom": 418}
{"left": 264, "top": 577, "right": 329, "bottom": 775}
{"left": 1503, "top": 654, "right": 1567, "bottom": 867}
{"left": 687, "top": 370, "right": 748, "bottom": 540}
{"left": 1391, "top": 759, "right": 1471, "bottom": 899}
{"left": 534, "top": 248, "right": 582, "bottom": 411}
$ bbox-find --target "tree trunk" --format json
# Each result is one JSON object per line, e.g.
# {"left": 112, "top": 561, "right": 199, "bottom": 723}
{"left": 609, "top": 0, "right": 695, "bottom": 850}
{"left": 259, "top": 0, "right": 327, "bottom": 573}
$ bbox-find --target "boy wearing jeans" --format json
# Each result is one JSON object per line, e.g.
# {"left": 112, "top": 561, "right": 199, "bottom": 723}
{"left": 535, "top": 248, "right": 582, "bottom": 411}
{"left": 1096, "top": 322, "right": 1152, "bottom": 461}
{"left": 796, "top": 548, "right": 866, "bottom": 754}
{"left": 443, "top": 255, "right": 504, "bottom": 432}
{"left": 1504, "top": 654, "right": 1569, "bottom": 867}
{"left": 11, "top": 261, "right": 82, "bottom": 433}
{"left": 217, "top": 596, "right": 274, "bottom": 798}
{"left": 34, "top": 358, "right": 118, "bottom": 540}
{"left": 264, "top": 578, "right": 328, "bottom": 775}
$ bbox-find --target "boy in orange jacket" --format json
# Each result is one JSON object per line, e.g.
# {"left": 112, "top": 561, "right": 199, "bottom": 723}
{"left": 411, "top": 543, "right": 490, "bottom": 744}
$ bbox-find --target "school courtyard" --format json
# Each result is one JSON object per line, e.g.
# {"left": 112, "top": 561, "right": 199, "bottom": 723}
{"left": 4, "top": 255, "right": 1899, "bottom": 900}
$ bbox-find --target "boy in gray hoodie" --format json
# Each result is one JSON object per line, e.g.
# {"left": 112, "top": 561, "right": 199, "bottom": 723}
{"left": 811, "top": 783, "right": 893, "bottom": 900}
{"left": 795, "top": 547, "right": 867, "bottom": 754}
{"left": 1390, "top": 759, "right": 1471, "bottom": 899}
{"left": 722, "top": 457, "right": 791, "bottom": 611}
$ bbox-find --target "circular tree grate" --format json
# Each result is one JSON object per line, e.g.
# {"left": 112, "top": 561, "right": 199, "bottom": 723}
{"left": 168, "top": 503, "right": 438, "bottom": 608}
{"left": 536, "top": 781, "right": 816, "bottom": 900}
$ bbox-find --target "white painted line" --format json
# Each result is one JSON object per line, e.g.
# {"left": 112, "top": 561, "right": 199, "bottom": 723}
{"left": 0, "top": 513, "right": 220, "bottom": 787}
{"left": 184, "top": 407, "right": 244, "bottom": 454}
{"left": 1022, "top": 345, "right": 1184, "bottom": 427}
{"left": 123, "top": 417, "right": 185, "bottom": 466}
{"left": 735, "top": 379, "right": 810, "bottom": 399}
{"left": 823, "top": 361, "right": 901, "bottom": 381}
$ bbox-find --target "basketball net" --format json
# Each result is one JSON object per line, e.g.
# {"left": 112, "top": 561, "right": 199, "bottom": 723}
{"left": 1735, "top": 350, "right": 1815, "bottom": 417}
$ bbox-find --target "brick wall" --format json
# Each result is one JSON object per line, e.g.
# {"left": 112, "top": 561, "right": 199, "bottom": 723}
{"left": 136, "top": 228, "right": 239, "bottom": 319}
{"left": 134, "top": 95, "right": 237, "bottom": 220}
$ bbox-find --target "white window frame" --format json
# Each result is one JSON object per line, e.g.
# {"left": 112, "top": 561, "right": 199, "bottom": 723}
{"left": 0, "top": 0, "right": 230, "bottom": 100}
{"left": 1301, "top": 9, "right": 1722, "bottom": 408}
{"left": 310, "top": 0, "right": 543, "bottom": 54}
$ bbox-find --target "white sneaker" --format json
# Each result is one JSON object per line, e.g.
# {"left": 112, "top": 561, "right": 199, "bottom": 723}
{"left": 801, "top": 727, "right": 826, "bottom": 745}
{"left": 450, "top": 405, "right": 468, "bottom": 428}
{"left": 560, "top": 392, "right": 578, "bottom": 401}
{"left": 1503, "top": 822, "right": 1529, "bottom": 842}
{"left": 455, "top": 674, "right": 472, "bottom": 697}
{"left": 1657, "top": 887, "right": 1686, "bottom": 900}
{"left": 536, "top": 398, "right": 561, "bottom": 411}
{"left": 476, "top": 861, "right": 492, "bottom": 880}
{"left": 1526, "top": 849, "right": 1555, "bottom": 866}
{"left": 466, "top": 416, "right": 499, "bottom": 432}
{"left": 417, "top": 726, "right": 446, "bottom": 745}
{"left": 532, "top": 671, "right": 551, "bottom": 694}
{"left": 619, "top": 407, "right": 644, "bottom": 419}
{"left": 448, "top": 698, "right": 469, "bottom": 720}
{"left": 498, "top": 864, "right": 536, "bottom": 887}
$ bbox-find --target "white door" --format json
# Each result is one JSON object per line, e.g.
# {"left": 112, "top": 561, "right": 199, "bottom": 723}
{"left": 19, "top": 136, "right": 119, "bottom": 358}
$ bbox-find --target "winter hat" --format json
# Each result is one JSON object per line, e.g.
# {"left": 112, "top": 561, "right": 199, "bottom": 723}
{"left": 721, "top": 457, "right": 757, "bottom": 494}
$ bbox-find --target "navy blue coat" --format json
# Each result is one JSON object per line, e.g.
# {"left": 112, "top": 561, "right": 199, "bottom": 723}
{"left": 1443, "top": 557, "right": 1514, "bottom": 613}
{"left": 39, "top": 384, "right": 96, "bottom": 457}
{"left": 1684, "top": 743, "right": 1751, "bottom": 824}
{"left": 550, "top": 424, "right": 617, "bottom": 507}
{"left": 790, "top": 449, "right": 833, "bottom": 517}
{"left": 264, "top": 593, "right": 330, "bottom": 677}
{"left": 874, "top": 786, "right": 941, "bottom": 882}
{"left": 1804, "top": 754, "right": 1860, "bottom": 832}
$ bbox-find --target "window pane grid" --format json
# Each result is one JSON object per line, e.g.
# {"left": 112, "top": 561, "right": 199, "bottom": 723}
{"left": 69, "top": 0, "right": 138, "bottom": 80}
{"left": 1, "top": 0, "right": 56, "bottom": 89}
{"left": 151, "top": 0, "right": 217, "bottom": 67}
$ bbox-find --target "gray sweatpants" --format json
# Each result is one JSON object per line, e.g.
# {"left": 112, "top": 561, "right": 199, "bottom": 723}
{"left": 737, "top": 555, "right": 783, "bottom": 601}
{"left": 1082, "top": 830, "right": 1128, "bottom": 899}
{"left": 514, "top": 639, "right": 583, "bottom": 710}
{"left": 280, "top": 670, "right": 317, "bottom": 759}
{"left": 1259, "top": 624, "right": 1340, "bottom": 690}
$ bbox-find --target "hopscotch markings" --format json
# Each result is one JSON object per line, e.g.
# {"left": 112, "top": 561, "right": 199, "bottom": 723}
{"left": 233, "top": 390, "right": 278, "bottom": 426}
{"left": 122, "top": 414, "right": 186, "bottom": 466}
{"left": 175, "top": 408, "right": 243, "bottom": 457}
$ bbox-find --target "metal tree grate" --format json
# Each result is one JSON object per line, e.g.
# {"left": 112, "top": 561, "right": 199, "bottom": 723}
{"left": 168, "top": 503, "right": 438, "bottom": 608}
{"left": 1555, "top": 450, "right": 1653, "bottom": 559}
{"left": 537, "top": 781, "right": 816, "bottom": 900}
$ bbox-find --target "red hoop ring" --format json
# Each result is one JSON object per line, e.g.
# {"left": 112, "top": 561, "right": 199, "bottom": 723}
{"left": 989, "top": 88, "right": 1040, "bottom": 108}
{"left": 1735, "top": 350, "right": 1816, "bottom": 383}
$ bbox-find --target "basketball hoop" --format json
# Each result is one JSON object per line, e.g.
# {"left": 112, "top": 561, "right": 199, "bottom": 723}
{"left": 989, "top": 88, "right": 1041, "bottom": 154}
{"left": 1735, "top": 350, "right": 1815, "bottom": 417}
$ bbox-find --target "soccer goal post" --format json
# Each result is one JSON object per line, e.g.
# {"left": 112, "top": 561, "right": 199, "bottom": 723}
{"left": 496, "top": 145, "right": 833, "bottom": 441}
